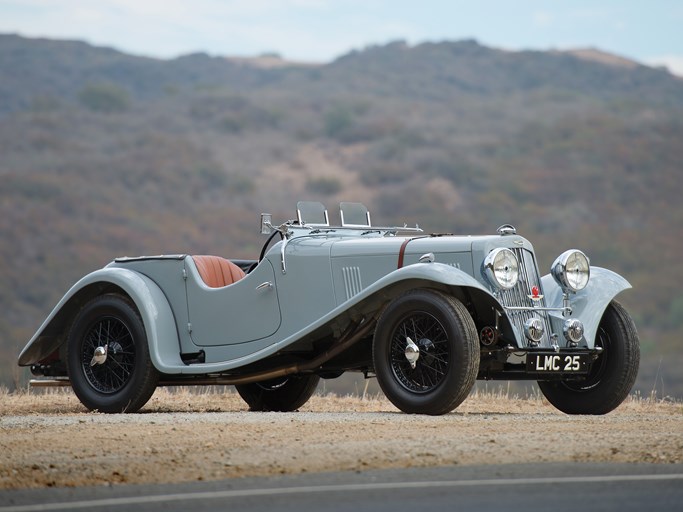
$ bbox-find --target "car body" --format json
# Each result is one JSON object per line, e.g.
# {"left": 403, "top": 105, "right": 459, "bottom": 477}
{"left": 19, "top": 201, "right": 639, "bottom": 415}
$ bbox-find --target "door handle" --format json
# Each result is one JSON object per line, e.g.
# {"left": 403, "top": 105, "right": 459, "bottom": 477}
{"left": 256, "top": 281, "right": 273, "bottom": 291}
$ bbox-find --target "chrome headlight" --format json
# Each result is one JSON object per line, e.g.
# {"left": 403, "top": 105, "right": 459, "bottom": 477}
{"left": 551, "top": 250, "right": 590, "bottom": 293}
{"left": 483, "top": 248, "right": 519, "bottom": 290}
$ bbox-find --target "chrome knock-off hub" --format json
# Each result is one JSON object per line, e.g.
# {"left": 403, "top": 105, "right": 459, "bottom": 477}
{"left": 405, "top": 336, "right": 420, "bottom": 369}
{"left": 89, "top": 345, "right": 108, "bottom": 367}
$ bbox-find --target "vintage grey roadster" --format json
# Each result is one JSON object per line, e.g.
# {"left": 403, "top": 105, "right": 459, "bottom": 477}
{"left": 19, "top": 201, "right": 639, "bottom": 415}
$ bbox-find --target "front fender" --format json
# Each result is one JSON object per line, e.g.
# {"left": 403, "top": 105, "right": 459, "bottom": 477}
{"left": 18, "top": 267, "right": 184, "bottom": 372}
{"left": 281, "top": 261, "right": 492, "bottom": 343}
{"left": 542, "top": 267, "right": 632, "bottom": 348}
{"left": 360, "top": 261, "right": 492, "bottom": 300}
{"left": 283, "top": 261, "right": 490, "bottom": 348}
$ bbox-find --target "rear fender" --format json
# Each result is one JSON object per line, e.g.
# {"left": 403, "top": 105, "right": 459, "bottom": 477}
{"left": 541, "top": 267, "right": 632, "bottom": 348}
{"left": 18, "top": 267, "right": 184, "bottom": 372}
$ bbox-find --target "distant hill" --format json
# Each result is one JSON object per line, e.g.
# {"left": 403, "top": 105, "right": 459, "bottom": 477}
{"left": 1, "top": 34, "right": 682, "bottom": 397}
{"left": 328, "top": 39, "right": 682, "bottom": 101}
{"left": 560, "top": 47, "right": 642, "bottom": 69}
{"left": 0, "top": 33, "right": 271, "bottom": 115}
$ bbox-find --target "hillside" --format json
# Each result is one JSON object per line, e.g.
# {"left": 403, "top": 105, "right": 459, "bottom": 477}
{"left": 1, "top": 34, "right": 682, "bottom": 396}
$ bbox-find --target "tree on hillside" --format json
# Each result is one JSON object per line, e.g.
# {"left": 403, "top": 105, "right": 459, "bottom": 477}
{"left": 79, "top": 82, "right": 130, "bottom": 113}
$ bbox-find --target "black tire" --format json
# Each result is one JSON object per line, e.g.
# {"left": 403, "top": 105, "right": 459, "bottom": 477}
{"left": 538, "top": 301, "right": 639, "bottom": 415}
{"left": 236, "top": 374, "right": 320, "bottom": 412}
{"left": 372, "top": 289, "right": 480, "bottom": 415}
{"left": 66, "top": 294, "right": 159, "bottom": 413}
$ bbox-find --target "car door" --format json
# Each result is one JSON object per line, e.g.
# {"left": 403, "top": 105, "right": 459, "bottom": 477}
{"left": 185, "top": 259, "right": 282, "bottom": 346}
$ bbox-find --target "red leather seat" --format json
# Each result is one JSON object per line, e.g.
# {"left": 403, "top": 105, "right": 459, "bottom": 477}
{"left": 192, "top": 255, "right": 245, "bottom": 288}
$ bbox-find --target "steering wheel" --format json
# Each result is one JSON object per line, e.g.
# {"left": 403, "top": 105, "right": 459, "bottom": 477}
{"left": 258, "top": 229, "right": 284, "bottom": 262}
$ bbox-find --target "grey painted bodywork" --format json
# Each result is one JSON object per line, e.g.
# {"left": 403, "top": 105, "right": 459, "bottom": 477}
{"left": 542, "top": 267, "right": 631, "bottom": 349}
{"left": 18, "top": 265, "right": 184, "bottom": 371}
{"left": 19, "top": 225, "right": 631, "bottom": 376}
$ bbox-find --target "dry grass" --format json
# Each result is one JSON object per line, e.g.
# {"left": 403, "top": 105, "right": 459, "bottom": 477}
{"left": 1, "top": 385, "right": 680, "bottom": 417}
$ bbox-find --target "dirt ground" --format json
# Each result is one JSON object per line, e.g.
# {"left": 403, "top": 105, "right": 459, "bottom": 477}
{"left": 1, "top": 388, "right": 681, "bottom": 490}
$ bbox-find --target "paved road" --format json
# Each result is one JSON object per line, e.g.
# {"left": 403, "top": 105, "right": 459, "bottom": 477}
{"left": 2, "top": 463, "right": 682, "bottom": 512}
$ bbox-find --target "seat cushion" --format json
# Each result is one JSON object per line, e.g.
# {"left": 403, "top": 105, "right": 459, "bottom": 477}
{"left": 192, "top": 255, "right": 245, "bottom": 288}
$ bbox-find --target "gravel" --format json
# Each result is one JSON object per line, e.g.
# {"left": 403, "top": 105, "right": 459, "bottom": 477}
{"left": 1, "top": 390, "right": 681, "bottom": 489}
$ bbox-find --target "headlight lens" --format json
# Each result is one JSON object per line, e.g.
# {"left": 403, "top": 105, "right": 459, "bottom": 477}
{"left": 551, "top": 250, "right": 590, "bottom": 292}
{"left": 483, "top": 248, "right": 519, "bottom": 290}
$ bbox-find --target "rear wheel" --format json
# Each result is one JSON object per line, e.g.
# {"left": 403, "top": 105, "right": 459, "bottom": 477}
{"left": 236, "top": 375, "right": 320, "bottom": 411}
{"left": 66, "top": 294, "right": 158, "bottom": 413}
{"left": 538, "top": 301, "right": 639, "bottom": 415}
{"left": 373, "top": 289, "right": 479, "bottom": 415}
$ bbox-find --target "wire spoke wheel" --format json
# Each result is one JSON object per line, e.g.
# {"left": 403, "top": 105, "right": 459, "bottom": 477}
{"left": 389, "top": 312, "right": 450, "bottom": 393}
{"left": 81, "top": 316, "right": 136, "bottom": 394}
{"left": 67, "top": 294, "right": 158, "bottom": 413}
{"left": 373, "top": 289, "right": 479, "bottom": 415}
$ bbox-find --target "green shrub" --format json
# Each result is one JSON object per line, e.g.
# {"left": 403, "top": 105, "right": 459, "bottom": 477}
{"left": 78, "top": 82, "right": 130, "bottom": 113}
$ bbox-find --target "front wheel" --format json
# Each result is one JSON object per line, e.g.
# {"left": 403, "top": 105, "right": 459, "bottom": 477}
{"left": 66, "top": 294, "right": 159, "bottom": 413}
{"left": 236, "top": 375, "right": 320, "bottom": 411}
{"left": 373, "top": 289, "right": 480, "bottom": 415}
{"left": 538, "top": 301, "right": 639, "bottom": 415}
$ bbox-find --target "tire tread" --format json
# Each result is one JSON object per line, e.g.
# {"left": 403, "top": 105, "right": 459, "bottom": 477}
{"left": 66, "top": 294, "right": 158, "bottom": 413}
{"left": 373, "top": 288, "right": 480, "bottom": 415}
{"left": 538, "top": 300, "right": 639, "bottom": 415}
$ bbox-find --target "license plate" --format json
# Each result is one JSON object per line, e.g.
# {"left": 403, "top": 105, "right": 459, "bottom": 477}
{"left": 526, "top": 353, "right": 590, "bottom": 373}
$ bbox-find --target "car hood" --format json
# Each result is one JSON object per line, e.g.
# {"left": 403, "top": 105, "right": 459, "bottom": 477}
{"left": 328, "top": 234, "right": 522, "bottom": 258}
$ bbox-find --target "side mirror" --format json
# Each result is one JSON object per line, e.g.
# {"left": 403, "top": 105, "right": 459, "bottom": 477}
{"left": 260, "top": 213, "right": 273, "bottom": 235}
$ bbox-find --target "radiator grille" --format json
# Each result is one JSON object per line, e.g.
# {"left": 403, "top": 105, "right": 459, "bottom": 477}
{"left": 496, "top": 248, "right": 553, "bottom": 347}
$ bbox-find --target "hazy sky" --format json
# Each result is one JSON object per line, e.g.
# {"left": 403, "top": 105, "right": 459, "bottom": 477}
{"left": 2, "top": 0, "right": 682, "bottom": 74}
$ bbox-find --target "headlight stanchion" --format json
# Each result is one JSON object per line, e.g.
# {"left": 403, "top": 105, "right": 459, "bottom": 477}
{"left": 551, "top": 249, "right": 590, "bottom": 324}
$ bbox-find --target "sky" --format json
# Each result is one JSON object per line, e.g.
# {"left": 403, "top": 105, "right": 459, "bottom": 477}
{"left": 1, "top": 0, "right": 682, "bottom": 74}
